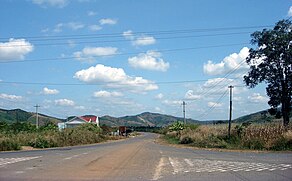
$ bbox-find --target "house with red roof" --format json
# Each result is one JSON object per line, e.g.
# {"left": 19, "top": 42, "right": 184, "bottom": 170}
{"left": 58, "top": 115, "right": 99, "bottom": 129}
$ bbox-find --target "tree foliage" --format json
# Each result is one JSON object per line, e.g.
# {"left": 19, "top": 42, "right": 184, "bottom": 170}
{"left": 244, "top": 19, "right": 292, "bottom": 127}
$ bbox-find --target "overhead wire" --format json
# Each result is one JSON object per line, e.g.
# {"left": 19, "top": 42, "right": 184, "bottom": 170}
{"left": 194, "top": 89, "right": 229, "bottom": 120}
{"left": 1, "top": 31, "right": 253, "bottom": 47}
{"left": 0, "top": 24, "right": 272, "bottom": 41}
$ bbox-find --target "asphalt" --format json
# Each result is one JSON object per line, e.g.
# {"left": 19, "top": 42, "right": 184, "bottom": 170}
{"left": 0, "top": 133, "right": 291, "bottom": 181}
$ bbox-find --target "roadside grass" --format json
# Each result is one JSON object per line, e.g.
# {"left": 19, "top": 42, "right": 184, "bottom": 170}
{"left": 0, "top": 122, "right": 122, "bottom": 151}
{"left": 162, "top": 122, "right": 292, "bottom": 151}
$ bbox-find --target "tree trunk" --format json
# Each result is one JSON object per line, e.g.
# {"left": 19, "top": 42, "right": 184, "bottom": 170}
{"left": 282, "top": 101, "right": 290, "bottom": 128}
{"left": 281, "top": 81, "right": 291, "bottom": 128}
{"left": 281, "top": 80, "right": 290, "bottom": 128}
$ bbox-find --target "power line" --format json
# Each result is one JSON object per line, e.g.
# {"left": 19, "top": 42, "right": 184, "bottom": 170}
{"left": 2, "top": 31, "right": 253, "bottom": 47}
{"left": 0, "top": 25, "right": 272, "bottom": 41}
{"left": 195, "top": 89, "right": 229, "bottom": 120}
{"left": 0, "top": 42, "right": 249, "bottom": 64}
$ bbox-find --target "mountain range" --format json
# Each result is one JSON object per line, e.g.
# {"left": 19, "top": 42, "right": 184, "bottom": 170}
{"left": 0, "top": 108, "right": 284, "bottom": 127}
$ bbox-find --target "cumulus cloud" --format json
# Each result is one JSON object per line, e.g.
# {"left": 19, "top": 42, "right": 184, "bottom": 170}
{"left": 207, "top": 101, "right": 223, "bottom": 108}
{"left": 99, "top": 18, "right": 117, "bottom": 25}
{"left": 203, "top": 47, "right": 249, "bottom": 76}
{"left": 128, "top": 51, "right": 169, "bottom": 72}
{"left": 93, "top": 90, "right": 123, "bottom": 98}
{"left": 74, "top": 105, "right": 85, "bottom": 110}
{"left": 123, "top": 30, "right": 156, "bottom": 46}
{"left": 288, "top": 6, "right": 292, "bottom": 17}
{"left": 155, "top": 93, "right": 164, "bottom": 99}
{"left": 42, "top": 87, "right": 59, "bottom": 95}
{"left": 162, "top": 99, "right": 181, "bottom": 106}
{"left": 248, "top": 93, "right": 269, "bottom": 103}
{"left": 53, "top": 22, "right": 84, "bottom": 33}
{"left": 0, "top": 39, "right": 34, "bottom": 61}
{"left": 133, "top": 36, "right": 156, "bottom": 46}
{"left": 0, "top": 93, "right": 22, "bottom": 101}
{"left": 32, "top": 0, "right": 68, "bottom": 8}
{"left": 73, "top": 47, "right": 118, "bottom": 62}
{"left": 123, "top": 30, "right": 134, "bottom": 40}
{"left": 185, "top": 90, "right": 201, "bottom": 100}
{"left": 87, "top": 11, "right": 97, "bottom": 16}
{"left": 55, "top": 99, "right": 75, "bottom": 106}
{"left": 88, "top": 25, "right": 102, "bottom": 31}
{"left": 66, "top": 22, "right": 84, "bottom": 30}
{"left": 203, "top": 78, "right": 234, "bottom": 88}
{"left": 74, "top": 64, "right": 158, "bottom": 93}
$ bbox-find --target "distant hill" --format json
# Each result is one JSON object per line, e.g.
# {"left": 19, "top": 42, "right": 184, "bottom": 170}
{"left": 0, "top": 108, "right": 64, "bottom": 126}
{"left": 1, "top": 108, "right": 290, "bottom": 127}
{"left": 99, "top": 112, "right": 200, "bottom": 127}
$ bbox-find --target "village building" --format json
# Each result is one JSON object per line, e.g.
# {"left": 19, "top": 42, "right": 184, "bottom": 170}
{"left": 58, "top": 115, "right": 99, "bottom": 130}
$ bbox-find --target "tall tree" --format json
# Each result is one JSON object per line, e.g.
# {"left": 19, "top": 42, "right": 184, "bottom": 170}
{"left": 244, "top": 19, "right": 292, "bottom": 127}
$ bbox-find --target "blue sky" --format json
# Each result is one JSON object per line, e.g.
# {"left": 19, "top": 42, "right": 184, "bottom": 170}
{"left": 0, "top": 0, "right": 291, "bottom": 120}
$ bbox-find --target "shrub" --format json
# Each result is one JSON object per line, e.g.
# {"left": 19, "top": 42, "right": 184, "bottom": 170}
{"left": 169, "top": 121, "right": 184, "bottom": 132}
{"left": 0, "top": 136, "right": 21, "bottom": 151}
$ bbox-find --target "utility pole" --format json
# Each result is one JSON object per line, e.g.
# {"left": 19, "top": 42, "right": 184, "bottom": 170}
{"left": 182, "top": 101, "right": 186, "bottom": 125}
{"left": 228, "top": 85, "right": 234, "bottom": 140}
{"left": 34, "top": 104, "right": 40, "bottom": 129}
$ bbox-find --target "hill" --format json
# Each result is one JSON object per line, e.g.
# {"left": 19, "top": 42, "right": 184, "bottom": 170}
{"left": 99, "top": 112, "right": 200, "bottom": 127}
{"left": 0, "top": 108, "right": 64, "bottom": 126}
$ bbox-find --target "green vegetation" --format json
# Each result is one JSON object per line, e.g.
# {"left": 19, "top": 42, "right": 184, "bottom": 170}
{"left": 0, "top": 121, "right": 121, "bottom": 151}
{"left": 162, "top": 122, "right": 292, "bottom": 151}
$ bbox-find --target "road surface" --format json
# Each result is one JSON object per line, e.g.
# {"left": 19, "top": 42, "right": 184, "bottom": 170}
{"left": 0, "top": 133, "right": 291, "bottom": 180}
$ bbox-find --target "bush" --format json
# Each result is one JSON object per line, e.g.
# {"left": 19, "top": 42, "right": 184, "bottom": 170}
{"left": 169, "top": 121, "right": 184, "bottom": 132}
{"left": 0, "top": 137, "right": 21, "bottom": 151}
{"left": 179, "top": 135, "right": 193, "bottom": 144}
{"left": 161, "top": 122, "right": 292, "bottom": 151}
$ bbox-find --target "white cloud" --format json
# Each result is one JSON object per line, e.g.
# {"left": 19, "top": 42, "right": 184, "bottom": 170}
{"left": 87, "top": 11, "right": 97, "bottom": 16}
{"left": 53, "top": 23, "right": 63, "bottom": 33}
{"left": 155, "top": 107, "right": 161, "bottom": 112}
{"left": 133, "top": 36, "right": 156, "bottom": 46}
{"left": 0, "top": 39, "right": 34, "bottom": 61}
{"left": 203, "top": 78, "right": 234, "bottom": 89}
{"left": 123, "top": 30, "right": 156, "bottom": 46}
{"left": 55, "top": 99, "right": 75, "bottom": 106}
{"left": 74, "top": 105, "right": 85, "bottom": 110}
{"left": 74, "top": 64, "right": 158, "bottom": 93}
{"left": 99, "top": 18, "right": 117, "bottom": 25}
{"left": 93, "top": 90, "right": 123, "bottom": 98}
{"left": 123, "top": 30, "right": 134, "bottom": 40}
{"left": 185, "top": 90, "right": 201, "bottom": 100}
{"left": 162, "top": 99, "right": 182, "bottom": 106}
{"left": 66, "top": 22, "right": 84, "bottom": 30}
{"left": 155, "top": 93, "right": 164, "bottom": 99}
{"left": 52, "top": 22, "right": 84, "bottom": 33}
{"left": 73, "top": 47, "right": 118, "bottom": 62}
{"left": 42, "top": 87, "right": 59, "bottom": 95}
{"left": 207, "top": 101, "right": 223, "bottom": 108}
{"left": 88, "top": 25, "right": 102, "bottom": 31}
{"left": 203, "top": 47, "right": 249, "bottom": 76}
{"left": 128, "top": 51, "right": 169, "bottom": 72}
{"left": 288, "top": 6, "right": 292, "bottom": 17}
{"left": 32, "top": 0, "right": 68, "bottom": 8}
{"left": 0, "top": 93, "right": 22, "bottom": 101}
{"left": 248, "top": 93, "right": 269, "bottom": 103}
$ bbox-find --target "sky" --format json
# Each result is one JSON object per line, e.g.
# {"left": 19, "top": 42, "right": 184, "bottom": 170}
{"left": 0, "top": 0, "right": 291, "bottom": 121}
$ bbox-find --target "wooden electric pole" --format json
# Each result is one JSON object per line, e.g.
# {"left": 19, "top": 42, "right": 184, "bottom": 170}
{"left": 228, "top": 85, "right": 234, "bottom": 140}
{"left": 34, "top": 104, "right": 40, "bottom": 129}
{"left": 182, "top": 101, "right": 186, "bottom": 125}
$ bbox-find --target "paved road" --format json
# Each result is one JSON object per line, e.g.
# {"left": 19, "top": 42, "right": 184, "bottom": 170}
{"left": 0, "top": 133, "right": 291, "bottom": 181}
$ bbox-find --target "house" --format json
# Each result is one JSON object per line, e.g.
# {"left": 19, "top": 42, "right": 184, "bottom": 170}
{"left": 58, "top": 115, "right": 99, "bottom": 130}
